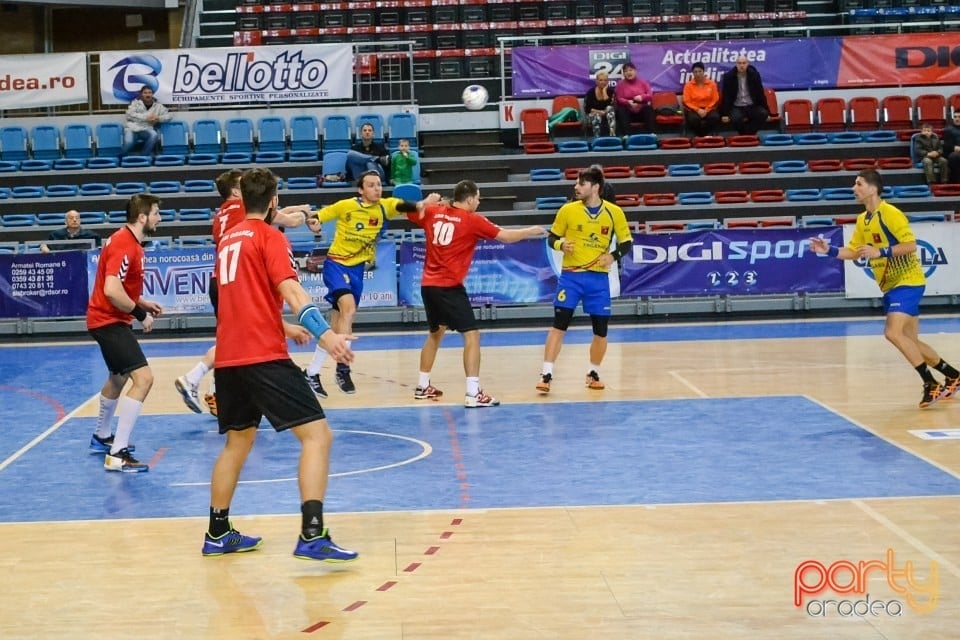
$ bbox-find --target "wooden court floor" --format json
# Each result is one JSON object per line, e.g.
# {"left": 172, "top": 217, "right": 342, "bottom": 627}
{"left": 1, "top": 318, "right": 959, "bottom": 639}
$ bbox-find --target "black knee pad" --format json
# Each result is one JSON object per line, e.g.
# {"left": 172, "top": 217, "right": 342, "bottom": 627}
{"left": 591, "top": 315, "right": 609, "bottom": 338}
{"left": 552, "top": 307, "right": 574, "bottom": 332}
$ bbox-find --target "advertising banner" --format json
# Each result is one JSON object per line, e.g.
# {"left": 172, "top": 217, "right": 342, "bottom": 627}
{"left": 620, "top": 228, "right": 845, "bottom": 296}
{"left": 398, "top": 238, "right": 558, "bottom": 306}
{"left": 0, "top": 52, "right": 88, "bottom": 109}
{"left": 842, "top": 222, "right": 960, "bottom": 298}
{"left": 0, "top": 252, "right": 89, "bottom": 318}
{"left": 511, "top": 31, "right": 960, "bottom": 97}
{"left": 299, "top": 240, "right": 398, "bottom": 308}
{"left": 99, "top": 44, "right": 353, "bottom": 105}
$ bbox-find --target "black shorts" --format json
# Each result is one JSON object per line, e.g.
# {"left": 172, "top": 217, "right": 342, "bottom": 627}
{"left": 214, "top": 359, "right": 325, "bottom": 435}
{"left": 89, "top": 323, "right": 148, "bottom": 376}
{"left": 421, "top": 285, "right": 478, "bottom": 333}
{"left": 209, "top": 276, "right": 219, "bottom": 317}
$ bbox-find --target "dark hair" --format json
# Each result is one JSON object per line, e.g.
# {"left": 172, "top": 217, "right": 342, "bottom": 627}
{"left": 578, "top": 166, "right": 605, "bottom": 189}
{"left": 857, "top": 168, "right": 883, "bottom": 192}
{"left": 126, "top": 194, "right": 160, "bottom": 224}
{"left": 215, "top": 169, "right": 244, "bottom": 200}
{"left": 692, "top": 62, "right": 705, "bottom": 72}
{"left": 623, "top": 62, "right": 637, "bottom": 71}
{"left": 453, "top": 179, "right": 479, "bottom": 203}
{"left": 357, "top": 170, "right": 381, "bottom": 189}
{"left": 240, "top": 168, "right": 278, "bottom": 214}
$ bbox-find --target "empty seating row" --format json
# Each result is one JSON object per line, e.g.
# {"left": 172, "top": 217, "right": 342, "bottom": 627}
{"left": 0, "top": 113, "right": 419, "bottom": 166}
{"left": 782, "top": 93, "right": 960, "bottom": 134}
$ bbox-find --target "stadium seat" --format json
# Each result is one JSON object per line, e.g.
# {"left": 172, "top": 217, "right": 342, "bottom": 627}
{"left": 877, "top": 156, "right": 913, "bottom": 170}
{"left": 53, "top": 158, "right": 85, "bottom": 171}
{"left": 520, "top": 108, "right": 554, "bottom": 153}
{"left": 530, "top": 168, "right": 563, "bottom": 181}
{"left": 801, "top": 216, "right": 835, "bottom": 227}
{"left": 668, "top": 164, "right": 702, "bottom": 176}
{"left": 154, "top": 155, "right": 186, "bottom": 166}
{"left": 761, "top": 133, "right": 793, "bottom": 146}
{"left": 114, "top": 182, "right": 147, "bottom": 195}
{"left": 221, "top": 151, "right": 253, "bottom": 164}
{"left": 614, "top": 193, "right": 641, "bottom": 207}
{"left": 187, "top": 153, "right": 218, "bottom": 165}
{"left": 642, "top": 193, "right": 677, "bottom": 206}
{"left": 590, "top": 136, "right": 623, "bottom": 152}
{"left": 892, "top": 184, "right": 931, "bottom": 198}
{"left": 192, "top": 119, "right": 223, "bottom": 155}
{"left": 842, "top": 158, "right": 877, "bottom": 171}
{"left": 158, "top": 121, "right": 191, "bottom": 157}
{"left": 354, "top": 113, "right": 386, "bottom": 141}
{"left": 20, "top": 160, "right": 51, "bottom": 171}
{"left": 634, "top": 164, "right": 667, "bottom": 177}
{"left": 678, "top": 192, "right": 714, "bottom": 205}
{"left": 321, "top": 115, "right": 352, "bottom": 151}
{"left": 535, "top": 196, "right": 569, "bottom": 209}
{"left": 564, "top": 167, "right": 585, "bottom": 180}
{"left": 863, "top": 130, "right": 897, "bottom": 143}
{"left": 63, "top": 124, "right": 94, "bottom": 159}
{"left": 12, "top": 186, "right": 44, "bottom": 198}
{"left": 0, "top": 160, "right": 18, "bottom": 172}
{"left": 759, "top": 218, "right": 796, "bottom": 227}
{"left": 739, "top": 161, "right": 772, "bottom": 174}
{"left": 183, "top": 179, "right": 216, "bottom": 193}
{"left": 808, "top": 159, "right": 843, "bottom": 172}
{"left": 37, "top": 212, "right": 68, "bottom": 225}
{"left": 1, "top": 214, "right": 36, "bottom": 227}
{"left": 749, "top": 189, "right": 785, "bottom": 202}
{"left": 848, "top": 97, "right": 880, "bottom": 131}
{"left": 80, "top": 183, "right": 113, "bottom": 197}
{"left": 120, "top": 155, "right": 152, "bottom": 167}
{"left": 685, "top": 220, "right": 719, "bottom": 230}
{"left": 86, "top": 157, "right": 118, "bottom": 170}
{"left": 107, "top": 210, "right": 127, "bottom": 223}
{"left": 727, "top": 134, "right": 759, "bottom": 147}
{"left": 558, "top": 140, "right": 589, "bottom": 152}
{"left": 289, "top": 115, "right": 320, "bottom": 161}
{"left": 148, "top": 181, "right": 181, "bottom": 194}
{"left": 95, "top": 123, "right": 124, "bottom": 158}
{"left": 647, "top": 222, "right": 685, "bottom": 232}
{"left": 915, "top": 94, "right": 946, "bottom": 128}
{"left": 257, "top": 116, "right": 287, "bottom": 153}
{"left": 320, "top": 151, "right": 350, "bottom": 187}
{"left": 931, "top": 184, "right": 960, "bottom": 197}
{"left": 178, "top": 208, "right": 213, "bottom": 221}
{"left": 387, "top": 112, "right": 418, "bottom": 151}
{"left": 624, "top": 134, "right": 656, "bottom": 151}
{"left": 224, "top": 118, "right": 255, "bottom": 154}
{"left": 45, "top": 184, "right": 79, "bottom": 198}
{"left": 704, "top": 162, "right": 737, "bottom": 175}
{"left": 821, "top": 187, "right": 856, "bottom": 200}
{"left": 715, "top": 190, "right": 749, "bottom": 204}
{"left": 692, "top": 136, "right": 724, "bottom": 148}
{"left": 651, "top": 91, "right": 684, "bottom": 132}
{"left": 31, "top": 125, "right": 62, "bottom": 160}
{"left": 0, "top": 126, "right": 30, "bottom": 161}
{"left": 794, "top": 133, "right": 829, "bottom": 145}
{"left": 772, "top": 160, "right": 807, "bottom": 173}
{"left": 907, "top": 213, "right": 946, "bottom": 222}
{"left": 881, "top": 95, "right": 913, "bottom": 130}
{"left": 285, "top": 176, "right": 318, "bottom": 189}
{"left": 602, "top": 166, "right": 631, "bottom": 179}
{"left": 725, "top": 219, "right": 760, "bottom": 228}
{"left": 659, "top": 137, "right": 691, "bottom": 149}
{"left": 550, "top": 95, "right": 584, "bottom": 136}
{"left": 827, "top": 132, "right": 862, "bottom": 144}
{"left": 786, "top": 188, "right": 822, "bottom": 201}
{"left": 782, "top": 99, "right": 814, "bottom": 133}
{"left": 815, "top": 97, "right": 847, "bottom": 132}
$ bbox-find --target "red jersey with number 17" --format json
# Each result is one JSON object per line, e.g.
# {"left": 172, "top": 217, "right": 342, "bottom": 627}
{"left": 407, "top": 204, "right": 501, "bottom": 287}
{"left": 86, "top": 226, "right": 145, "bottom": 330}
{"left": 215, "top": 219, "right": 299, "bottom": 367}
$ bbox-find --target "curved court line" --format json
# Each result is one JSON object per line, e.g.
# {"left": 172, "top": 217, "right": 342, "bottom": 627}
{"left": 169, "top": 429, "right": 433, "bottom": 487}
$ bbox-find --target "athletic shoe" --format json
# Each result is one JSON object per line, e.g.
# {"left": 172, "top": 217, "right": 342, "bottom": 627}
{"left": 89, "top": 434, "right": 134, "bottom": 454}
{"left": 335, "top": 366, "right": 356, "bottom": 394}
{"left": 202, "top": 528, "right": 263, "bottom": 556}
{"left": 302, "top": 369, "right": 328, "bottom": 399}
{"left": 919, "top": 382, "right": 943, "bottom": 409}
{"left": 465, "top": 390, "right": 499, "bottom": 408}
{"left": 536, "top": 373, "right": 552, "bottom": 394}
{"left": 204, "top": 393, "right": 218, "bottom": 417}
{"left": 941, "top": 375, "right": 960, "bottom": 400}
{"left": 104, "top": 448, "right": 149, "bottom": 473}
{"left": 414, "top": 384, "right": 443, "bottom": 400}
{"left": 174, "top": 376, "right": 203, "bottom": 414}
{"left": 293, "top": 528, "right": 359, "bottom": 562}
{"left": 585, "top": 371, "right": 606, "bottom": 390}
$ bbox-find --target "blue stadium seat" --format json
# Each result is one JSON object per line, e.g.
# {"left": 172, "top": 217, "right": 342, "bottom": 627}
{"left": 178, "top": 208, "right": 213, "bottom": 221}
{"left": 187, "top": 153, "right": 218, "bottom": 165}
{"left": 821, "top": 187, "right": 856, "bottom": 200}
{"left": 220, "top": 151, "right": 253, "bottom": 164}
{"left": 120, "top": 155, "right": 152, "bottom": 168}
{"left": 590, "top": 136, "right": 623, "bottom": 152}
{"left": 786, "top": 188, "right": 822, "bottom": 201}
{"left": 183, "top": 179, "right": 216, "bottom": 193}
{"left": 557, "top": 140, "right": 589, "bottom": 153}
{"left": 80, "top": 183, "right": 113, "bottom": 197}
{"left": 254, "top": 151, "right": 285, "bottom": 163}
{"left": 863, "top": 130, "right": 897, "bottom": 143}
{"left": 30, "top": 125, "right": 61, "bottom": 160}
{"left": 678, "top": 192, "right": 714, "bottom": 205}
{"left": 322, "top": 115, "right": 353, "bottom": 151}
{"left": 79, "top": 211, "right": 105, "bottom": 225}
{"left": 625, "top": 134, "right": 657, "bottom": 150}
{"left": 355, "top": 113, "right": 385, "bottom": 141}
{"left": 192, "top": 119, "right": 222, "bottom": 155}
{"left": 535, "top": 196, "right": 569, "bottom": 209}
{"left": 0, "top": 160, "right": 18, "bottom": 172}
{"left": 668, "top": 164, "right": 703, "bottom": 176}
{"left": 893, "top": 185, "right": 931, "bottom": 198}
{"left": 1, "top": 214, "right": 36, "bottom": 227}
{"left": 37, "top": 213, "right": 67, "bottom": 225}
{"left": 387, "top": 112, "right": 418, "bottom": 151}
{"left": 289, "top": 115, "right": 320, "bottom": 160}
{"left": 107, "top": 210, "right": 127, "bottom": 223}
{"left": 0, "top": 187, "right": 8, "bottom": 198}
{"left": 154, "top": 155, "right": 186, "bottom": 166}
{"left": 177, "top": 235, "right": 215, "bottom": 248}
{"left": 53, "top": 158, "right": 86, "bottom": 171}
{"left": 761, "top": 133, "right": 793, "bottom": 146}
{"left": 95, "top": 123, "right": 123, "bottom": 158}
{"left": 20, "top": 160, "right": 52, "bottom": 171}
{"left": 12, "top": 185, "right": 44, "bottom": 198}
{"left": 224, "top": 118, "right": 255, "bottom": 154}
{"left": 0, "top": 126, "right": 30, "bottom": 161}
{"left": 772, "top": 160, "right": 807, "bottom": 173}
{"left": 794, "top": 133, "right": 829, "bottom": 145}
{"left": 319, "top": 152, "right": 350, "bottom": 187}
{"left": 158, "top": 120, "right": 191, "bottom": 157}
{"left": 907, "top": 213, "right": 945, "bottom": 222}
{"left": 114, "top": 182, "right": 147, "bottom": 195}
{"left": 63, "top": 124, "right": 94, "bottom": 159}
{"left": 158, "top": 209, "right": 177, "bottom": 222}
{"left": 286, "top": 176, "right": 319, "bottom": 189}
{"left": 284, "top": 225, "right": 318, "bottom": 254}
{"left": 827, "top": 132, "right": 862, "bottom": 144}
{"left": 148, "top": 181, "right": 181, "bottom": 194}
{"left": 257, "top": 117, "right": 287, "bottom": 152}
{"left": 45, "top": 184, "right": 79, "bottom": 198}
{"left": 86, "top": 157, "right": 119, "bottom": 169}
{"left": 530, "top": 168, "right": 563, "bottom": 181}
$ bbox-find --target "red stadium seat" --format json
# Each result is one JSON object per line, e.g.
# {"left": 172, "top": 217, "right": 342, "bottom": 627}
{"left": 643, "top": 193, "right": 677, "bottom": 206}
{"left": 651, "top": 91, "right": 684, "bottom": 132}
{"left": 634, "top": 164, "right": 667, "bottom": 177}
{"left": 877, "top": 156, "right": 914, "bottom": 170}
{"left": 659, "top": 136, "right": 691, "bottom": 149}
{"left": 815, "top": 97, "right": 847, "bottom": 132}
{"left": 704, "top": 162, "right": 737, "bottom": 175}
{"left": 603, "top": 165, "right": 632, "bottom": 179}
{"left": 564, "top": 167, "right": 585, "bottom": 180}
{"left": 881, "top": 95, "right": 913, "bottom": 130}
{"left": 760, "top": 218, "right": 796, "bottom": 227}
{"left": 648, "top": 221, "right": 685, "bottom": 232}
{"left": 749, "top": 189, "right": 785, "bottom": 202}
{"left": 833, "top": 215, "right": 858, "bottom": 225}
{"left": 715, "top": 190, "right": 749, "bottom": 203}
{"left": 614, "top": 193, "right": 642, "bottom": 207}
{"left": 739, "top": 161, "right": 772, "bottom": 174}
{"left": 726, "top": 219, "right": 760, "bottom": 228}
{"left": 520, "top": 108, "right": 555, "bottom": 153}
{"left": 728, "top": 134, "right": 760, "bottom": 147}
{"left": 843, "top": 158, "right": 878, "bottom": 171}
{"left": 931, "top": 184, "right": 960, "bottom": 197}
{"left": 808, "top": 159, "right": 843, "bottom": 172}
{"left": 782, "top": 99, "right": 814, "bottom": 133}
{"left": 915, "top": 94, "right": 947, "bottom": 128}
{"left": 764, "top": 88, "right": 781, "bottom": 127}
{"left": 848, "top": 96, "right": 880, "bottom": 131}
{"left": 693, "top": 136, "right": 725, "bottom": 148}
{"left": 550, "top": 95, "right": 585, "bottom": 135}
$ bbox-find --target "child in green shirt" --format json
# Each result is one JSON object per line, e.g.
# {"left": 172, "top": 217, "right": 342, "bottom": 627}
{"left": 390, "top": 138, "right": 418, "bottom": 185}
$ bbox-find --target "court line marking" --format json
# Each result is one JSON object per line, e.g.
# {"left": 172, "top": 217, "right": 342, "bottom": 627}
{"left": 0, "top": 393, "right": 96, "bottom": 474}
{"left": 668, "top": 370, "right": 709, "bottom": 397}
{"left": 854, "top": 498, "right": 960, "bottom": 580}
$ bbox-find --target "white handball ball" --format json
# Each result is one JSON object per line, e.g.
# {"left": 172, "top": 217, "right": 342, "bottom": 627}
{"left": 462, "top": 84, "right": 489, "bottom": 111}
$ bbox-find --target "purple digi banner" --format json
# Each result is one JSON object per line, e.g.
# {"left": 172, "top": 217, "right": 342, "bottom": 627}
{"left": 512, "top": 38, "right": 842, "bottom": 97}
{"left": 620, "top": 227, "right": 844, "bottom": 296}
{"left": 0, "top": 251, "right": 89, "bottom": 318}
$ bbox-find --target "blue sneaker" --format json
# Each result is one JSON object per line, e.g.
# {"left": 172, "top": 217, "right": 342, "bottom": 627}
{"left": 89, "top": 434, "right": 134, "bottom": 454}
{"left": 293, "top": 528, "right": 358, "bottom": 562}
{"left": 202, "top": 528, "right": 263, "bottom": 556}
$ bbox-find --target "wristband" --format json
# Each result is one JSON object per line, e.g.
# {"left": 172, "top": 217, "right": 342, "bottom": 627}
{"left": 553, "top": 239, "right": 564, "bottom": 251}
{"left": 827, "top": 246, "right": 840, "bottom": 258}
{"left": 297, "top": 303, "right": 330, "bottom": 340}
{"left": 131, "top": 305, "right": 147, "bottom": 322}
{"left": 880, "top": 246, "right": 892, "bottom": 259}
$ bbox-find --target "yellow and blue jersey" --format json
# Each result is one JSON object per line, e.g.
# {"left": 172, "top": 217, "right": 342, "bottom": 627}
{"left": 849, "top": 200, "right": 925, "bottom": 292}
{"left": 550, "top": 199, "right": 632, "bottom": 273}
{"left": 317, "top": 196, "right": 404, "bottom": 266}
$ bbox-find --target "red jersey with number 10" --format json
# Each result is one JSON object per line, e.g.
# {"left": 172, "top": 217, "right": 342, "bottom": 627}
{"left": 86, "top": 226, "right": 145, "bottom": 330}
{"left": 214, "top": 219, "right": 299, "bottom": 367}
{"left": 408, "top": 204, "right": 501, "bottom": 287}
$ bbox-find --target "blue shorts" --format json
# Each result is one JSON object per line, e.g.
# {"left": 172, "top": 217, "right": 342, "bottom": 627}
{"left": 883, "top": 285, "right": 924, "bottom": 316}
{"left": 554, "top": 271, "right": 611, "bottom": 316}
{"left": 322, "top": 259, "right": 364, "bottom": 308}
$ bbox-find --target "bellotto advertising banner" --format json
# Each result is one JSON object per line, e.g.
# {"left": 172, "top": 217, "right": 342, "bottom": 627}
{"left": 0, "top": 52, "right": 88, "bottom": 109}
{"left": 99, "top": 44, "right": 353, "bottom": 105}
{"left": 511, "top": 32, "right": 960, "bottom": 97}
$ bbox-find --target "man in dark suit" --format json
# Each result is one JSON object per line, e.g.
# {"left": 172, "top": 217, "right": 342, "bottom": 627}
{"left": 720, "top": 56, "right": 769, "bottom": 135}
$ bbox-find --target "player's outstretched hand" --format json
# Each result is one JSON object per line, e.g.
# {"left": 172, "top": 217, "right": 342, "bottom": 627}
{"left": 283, "top": 321, "right": 312, "bottom": 346}
{"left": 809, "top": 237, "right": 830, "bottom": 254}
{"left": 140, "top": 299, "right": 163, "bottom": 316}
{"left": 319, "top": 331, "right": 357, "bottom": 365}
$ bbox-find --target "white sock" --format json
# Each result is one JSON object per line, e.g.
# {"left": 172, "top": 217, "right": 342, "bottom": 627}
{"left": 95, "top": 394, "right": 119, "bottom": 438}
{"left": 542, "top": 362, "right": 554, "bottom": 376}
{"left": 588, "top": 365, "right": 601, "bottom": 377}
{"left": 306, "top": 345, "right": 328, "bottom": 376}
{"left": 208, "top": 376, "right": 216, "bottom": 395}
{"left": 185, "top": 361, "right": 210, "bottom": 387}
{"left": 418, "top": 371, "right": 431, "bottom": 388}
{"left": 110, "top": 396, "right": 143, "bottom": 454}
{"left": 466, "top": 377, "right": 480, "bottom": 396}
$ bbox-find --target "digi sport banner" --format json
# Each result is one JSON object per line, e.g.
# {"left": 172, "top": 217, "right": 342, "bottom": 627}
{"left": 511, "top": 32, "right": 960, "bottom": 97}
{"left": 99, "top": 44, "right": 353, "bottom": 105}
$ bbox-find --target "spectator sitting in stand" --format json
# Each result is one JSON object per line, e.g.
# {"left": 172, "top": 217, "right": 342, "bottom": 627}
{"left": 120, "top": 86, "right": 171, "bottom": 156}
{"left": 682, "top": 62, "right": 721, "bottom": 137}
{"left": 614, "top": 62, "right": 656, "bottom": 136}
{"left": 390, "top": 138, "right": 418, "bottom": 185}
{"left": 345, "top": 123, "right": 390, "bottom": 182}
{"left": 40, "top": 209, "right": 101, "bottom": 253}
{"left": 944, "top": 111, "right": 960, "bottom": 184}
{"left": 914, "top": 122, "right": 949, "bottom": 185}
{"left": 719, "top": 56, "right": 769, "bottom": 136}
{"left": 584, "top": 71, "right": 618, "bottom": 138}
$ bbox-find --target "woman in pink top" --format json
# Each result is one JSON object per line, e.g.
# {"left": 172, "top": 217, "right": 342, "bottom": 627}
{"left": 614, "top": 62, "right": 655, "bottom": 135}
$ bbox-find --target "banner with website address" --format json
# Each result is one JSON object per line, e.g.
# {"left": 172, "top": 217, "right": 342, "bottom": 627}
{"left": 0, "top": 251, "right": 89, "bottom": 318}
{"left": 511, "top": 31, "right": 959, "bottom": 97}
{"left": 842, "top": 222, "right": 960, "bottom": 298}
{"left": 98, "top": 44, "right": 353, "bottom": 105}
{"left": 0, "top": 52, "right": 88, "bottom": 109}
